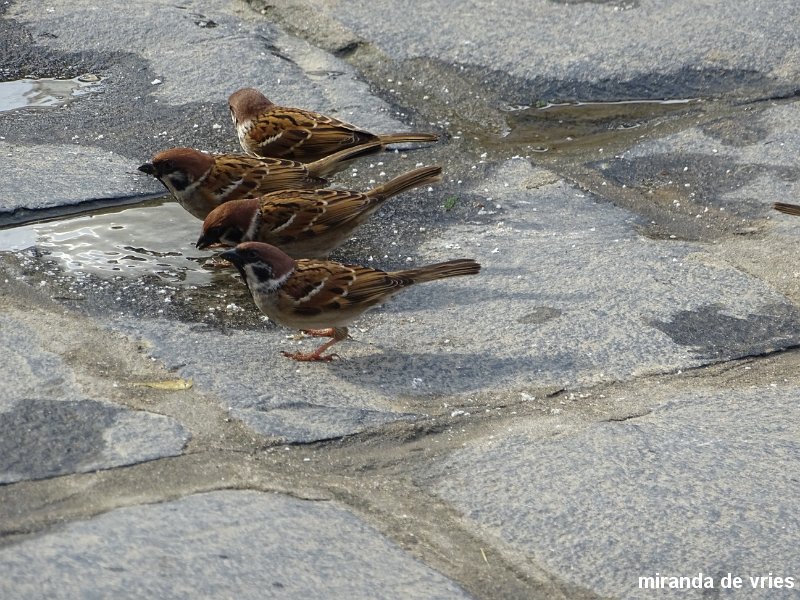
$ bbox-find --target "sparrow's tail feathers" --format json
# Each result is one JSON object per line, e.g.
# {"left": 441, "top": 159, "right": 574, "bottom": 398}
{"left": 377, "top": 132, "right": 440, "bottom": 145}
{"left": 309, "top": 140, "right": 384, "bottom": 178}
{"left": 395, "top": 259, "right": 481, "bottom": 284}
{"left": 367, "top": 165, "right": 443, "bottom": 201}
{"left": 773, "top": 202, "right": 800, "bottom": 217}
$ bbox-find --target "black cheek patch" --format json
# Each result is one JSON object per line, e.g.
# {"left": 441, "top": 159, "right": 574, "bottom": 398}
{"left": 251, "top": 265, "right": 274, "bottom": 281}
{"left": 223, "top": 227, "right": 244, "bottom": 245}
{"left": 167, "top": 172, "right": 190, "bottom": 191}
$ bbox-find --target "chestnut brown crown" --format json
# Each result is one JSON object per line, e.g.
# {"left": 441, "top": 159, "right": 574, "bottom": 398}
{"left": 196, "top": 199, "right": 260, "bottom": 249}
{"left": 138, "top": 147, "right": 215, "bottom": 182}
{"left": 228, "top": 88, "right": 274, "bottom": 121}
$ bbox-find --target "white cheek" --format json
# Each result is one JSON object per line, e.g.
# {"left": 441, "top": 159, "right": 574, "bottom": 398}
{"left": 245, "top": 264, "right": 290, "bottom": 293}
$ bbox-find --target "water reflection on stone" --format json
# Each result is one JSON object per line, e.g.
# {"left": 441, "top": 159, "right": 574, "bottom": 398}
{"left": 0, "top": 198, "right": 217, "bottom": 286}
{"left": 0, "top": 75, "right": 103, "bottom": 112}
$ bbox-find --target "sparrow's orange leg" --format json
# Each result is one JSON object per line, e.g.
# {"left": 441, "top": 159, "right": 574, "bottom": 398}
{"left": 282, "top": 337, "right": 341, "bottom": 362}
{"left": 283, "top": 327, "right": 348, "bottom": 361}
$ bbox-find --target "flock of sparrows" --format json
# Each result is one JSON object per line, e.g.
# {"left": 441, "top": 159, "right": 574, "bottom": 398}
{"left": 139, "top": 88, "right": 480, "bottom": 361}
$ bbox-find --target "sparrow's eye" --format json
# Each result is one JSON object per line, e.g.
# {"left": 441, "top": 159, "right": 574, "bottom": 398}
{"left": 245, "top": 249, "right": 259, "bottom": 260}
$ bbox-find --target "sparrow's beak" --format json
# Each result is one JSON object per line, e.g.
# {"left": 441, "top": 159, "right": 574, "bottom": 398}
{"left": 219, "top": 248, "right": 242, "bottom": 266}
{"left": 138, "top": 162, "right": 156, "bottom": 175}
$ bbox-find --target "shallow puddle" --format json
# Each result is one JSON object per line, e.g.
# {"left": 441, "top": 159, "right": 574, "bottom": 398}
{"left": 0, "top": 94, "right": 723, "bottom": 286}
{"left": 494, "top": 99, "right": 703, "bottom": 155}
{"left": 0, "top": 74, "right": 104, "bottom": 112}
{"left": 0, "top": 198, "right": 218, "bottom": 287}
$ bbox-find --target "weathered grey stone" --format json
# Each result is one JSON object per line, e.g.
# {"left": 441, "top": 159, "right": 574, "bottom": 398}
{"left": 0, "top": 490, "right": 472, "bottom": 600}
{"left": 0, "top": 0, "right": 429, "bottom": 219}
{"left": 112, "top": 319, "right": 421, "bottom": 443}
{"left": 0, "top": 397, "right": 189, "bottom": 484}
{"left": 0, "top": 314, "right": 189, "bottom": 483}
{"left": 597, "top": 102, "right": 800, "bottom": 221}
{"left": 0, "top": 142, "right": 160, "bottom": 214}
{"left": 424, "top": 387, "right": 800, "bottom": 599}
{"left": 0, "top": 314, "right": 79, "bottom": 404}
{"left": 296, "top": 0, "right": 800, "bottom": 100}
{"left": 404, "top": 160, "right": 800, "bottom": 383}
{"left": 2, "top": 0, "right": 800, "bottom": 597}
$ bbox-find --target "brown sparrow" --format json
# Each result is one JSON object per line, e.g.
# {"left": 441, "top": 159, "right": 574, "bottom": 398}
{"left": 138, "top": 141, "right": 382, "bottom": 220}
{"left": 220, "top": 241, "right": 481, "bottom": 361}
{"left": 774, "top": 202, "right": 800, "bottom": 217}
{"left": 196, "top": 165, "right": 442, "bottom": 258}
{"left": 229, "top": 87, "right": 439, "bottom": 162}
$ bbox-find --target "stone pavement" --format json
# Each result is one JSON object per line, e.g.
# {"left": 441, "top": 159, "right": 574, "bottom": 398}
{"left": 1, "top": 0, "right": 798, "bottom": 598}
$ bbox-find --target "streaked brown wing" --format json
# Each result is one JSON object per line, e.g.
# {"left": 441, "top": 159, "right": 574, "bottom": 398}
{"left": 300, "top": 189, "right": 374, "bottom": 227}
{"left": 339, "top": 266, "right": 409, "bottom": 305}
{"left": 282, "top": 260, "right": 404, "bottom": 315}
{"left": 254, "top": 108, "right": 377, "bottom": 160}
{"left": 294, "top": 124, "right": 375, "bottom": 156}
{"left": 210, "top": 154, "right": 329, "bottom": 198}
{"left": 258, "top": 195, "right": 326, "bottom": 241}
{"left": 259, "top": 190, "right": 374, "bottom": 239}
{"left": 280, "top": 261, "right": 405, "bottom": 317}
{"left": 207, "top": 156, "right": 264, "bottom": 199}
{"left": 269, "top": 107, "right": 364, "bottom": 132}
{"left": 256, "top": 163, "right": 326, "bottom": 192}
{"left": 280, "top": 262, "right": 355, "bottom": 315}
{"left": 252, "top": 127, "right": 314, "bottom": 159}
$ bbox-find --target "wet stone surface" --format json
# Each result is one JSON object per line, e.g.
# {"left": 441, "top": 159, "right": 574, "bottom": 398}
{"left": 0, "top": 312, "right": 189, "bottom": 484}
{"left": 497, "top": 99, "right": 703, "bottom": 153}
{"left": 589, "top": 101, "right": 800, "bottom": 236}
{"left": 0, "top": 0, "right": 431, "bottom": 218}
{"left": 650, "top": 303, "right": 800, "bottom": 359}
{"left": 0, "top": 75, "right": 104, "bottom": 112}
{"left": 0, "top": 199, "right": 216, "bottom": 286}
{"left": 28, "top": 159, "right": 791, "bottom": 443}
{"left": 0, "top": 397, "right": 189, "bottom": 484}
{"left": 3, "top": 0, "right": 800, "bottom": 598}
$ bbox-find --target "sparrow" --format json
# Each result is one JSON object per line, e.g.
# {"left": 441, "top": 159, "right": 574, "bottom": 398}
{"left": 196, "top": 165, "right": 443, "bottom": 258}
{"left": 220, "top": 241, "right": 481, "bottom": 361}
{"left": 138, "top": 141, "right": 382, "bottom": 220}
{"left": 229, "top": 87, "right": 439, "bottom": 162}
{"left": 773, "top": 202, "right": 800, "bottom": 217}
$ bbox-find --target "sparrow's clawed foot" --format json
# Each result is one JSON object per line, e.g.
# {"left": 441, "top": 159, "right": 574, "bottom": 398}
{"left": 283, "top": 328, "right": 348, "bottom": 361}
{"left": 281, "top": 348, "right": 339, "bottom": 362}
